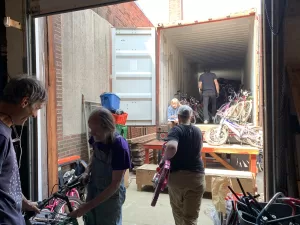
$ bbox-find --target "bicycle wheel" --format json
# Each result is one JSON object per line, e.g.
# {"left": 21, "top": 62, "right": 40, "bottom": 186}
{"left": 246, "top": 127, "right": 263, "bottom": 148}
{"left": 205, "top": 126, "right": 229, "bottom": 145}
{"left": 229, "top": 102, "right": 243, "bottom": 121}
{"left": 257, "top": 150, "right": 264, "bottom": 172}
{"left": 54, "top": 197, "right": 83, "bottom": 214}
{"left": 240, "top": 101, "right": 252, "bottom": 123}
{"left": 151, "top": 168, "right": 167, "bottom": 207}
{"left": 53, "top": 197, "right": 83, "bottom": 225}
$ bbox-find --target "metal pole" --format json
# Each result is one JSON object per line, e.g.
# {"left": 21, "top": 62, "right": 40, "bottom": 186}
{"left": 25, "top": 0, "right": 37, "bottom": 200}
{"left": 263, "top": 0, "right": 275, "bottom": 200}
{"left": 270, "top": 0, "right": 277, "bottom": 196}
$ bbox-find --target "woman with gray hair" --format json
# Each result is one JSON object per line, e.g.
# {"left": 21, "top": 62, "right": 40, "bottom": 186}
{"left": 0, "top": 76, "right": 47, "bottom": 225}
{"left": 68, "top": 107, "right": 131, "bottom": 225}
{"left": 163, "top": 105, "right": 205, "bottom": 225}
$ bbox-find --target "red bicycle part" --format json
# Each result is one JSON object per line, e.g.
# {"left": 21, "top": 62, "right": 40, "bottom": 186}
{"left": 151, "top": 160, "right": 170, "bottom": 207}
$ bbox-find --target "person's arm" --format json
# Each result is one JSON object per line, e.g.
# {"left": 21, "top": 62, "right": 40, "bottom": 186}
{"left": 198, "top": 82, "right": 202, "bottom": 93}
{"left": 0, "top": 135, "right": 8, "bottom": 175}
{"left": 213, "top": 74, "right": 219, "bottom": 94}
{"left": 198, "top": 75, "right": 203, "bottom": 93}
{"left": 163, "top": 127, "right": 180, "bottom": 160}
{"left": 167, "top": 106, "right": 174, "bottom": 120}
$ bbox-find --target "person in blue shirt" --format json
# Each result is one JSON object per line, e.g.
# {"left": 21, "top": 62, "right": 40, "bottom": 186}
{"left": 167, "top": 98, "right": 181, "bottom": 129}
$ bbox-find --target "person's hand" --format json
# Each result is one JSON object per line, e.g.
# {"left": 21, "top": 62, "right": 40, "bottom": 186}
{"left": 79, "top": 173, "right": 90, "bottom": 186}
{"left": 68, "top": 203, "right": 90, "bottom": 218}
{"left": 216, "top": 92, "right": 219, "bottom": 98}
{"left": 22, "top": 200, "right": 40, "bottom": 214}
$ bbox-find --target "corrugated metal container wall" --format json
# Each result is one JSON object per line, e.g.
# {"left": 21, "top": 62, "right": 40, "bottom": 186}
{"left": 159, "top": 31, "right": 192, "bottom": 124}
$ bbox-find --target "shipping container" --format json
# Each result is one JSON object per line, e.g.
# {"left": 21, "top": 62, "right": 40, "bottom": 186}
{"left": 111, "top": 9, "right": 262, "bottom": 126}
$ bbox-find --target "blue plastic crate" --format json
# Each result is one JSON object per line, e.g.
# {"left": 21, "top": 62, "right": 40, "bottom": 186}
{"left": 100, "top": 93, "right": 120, "bottom": 111}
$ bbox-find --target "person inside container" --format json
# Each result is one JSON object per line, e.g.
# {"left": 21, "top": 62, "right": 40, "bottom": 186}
{"left": 167, "top": 98, "right": 181, "bottom": 129}
{"left": 198, "top": 68, "right": 219, "bottom": 124}
{"left": 163, "top": 105, "right": 205, "bottom": 225}
{"left": 0, "top": 76, "right": 47, "bottom": 225}
{"left": 68, "top": 107, "right": 131, "bottom": 225}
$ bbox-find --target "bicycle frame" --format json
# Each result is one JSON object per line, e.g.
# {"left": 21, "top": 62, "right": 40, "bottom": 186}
{"left": 217, "top": 118, "right": 250, "bottom": 139}
{"left": 45, "top": 188, "right": 80, "bottom": 212}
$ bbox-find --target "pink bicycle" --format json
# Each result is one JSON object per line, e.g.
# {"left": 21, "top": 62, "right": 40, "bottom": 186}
{"left": 151, "top": 143, "right": 171, "bottom": 207}
{"left": 42, "top": 170, "right": 84, "bottom": 214}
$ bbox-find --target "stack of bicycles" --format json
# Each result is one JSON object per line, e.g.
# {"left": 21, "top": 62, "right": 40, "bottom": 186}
{"left": 205, "top": 89, "right": 262, "bottom": 148}
{"left": 24, "top": 172, "right": 85, "bottom": 225}
{"left": 174, "top": 90, "right": 211, "bottom": 123}
{"left": 214, "top": 89, "right": 253, "bottom": 125}
{"left": 227, "top": 178, "right": 300, "bottom": 225}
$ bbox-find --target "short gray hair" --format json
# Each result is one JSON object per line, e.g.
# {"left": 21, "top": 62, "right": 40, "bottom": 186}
{"left": 178, "top": 105, "right": 193, "bottom": 118}
{"left": 1, "top": 75, "right": 47, "bottom": 105}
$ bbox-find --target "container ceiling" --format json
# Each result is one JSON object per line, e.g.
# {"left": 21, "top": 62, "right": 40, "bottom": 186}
{"left": 161, "top": 16, "right": 255, "bottom": 69}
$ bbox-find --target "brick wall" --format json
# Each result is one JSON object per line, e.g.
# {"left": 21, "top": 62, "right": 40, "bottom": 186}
{"left": 52, "top": 2, "right": 155, "bottom": 161}
{"left": 127, "top": 126, "right": 156, "bottom": 139}
{"left": 169, "top": 0, "right": 183, "bottom": 22}
{"left": 92, "top": 2, "right": 153, "bottom": 27}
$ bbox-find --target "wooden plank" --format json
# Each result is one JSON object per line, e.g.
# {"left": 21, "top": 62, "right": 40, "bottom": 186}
{"left": 287, "top": 67, "right": 300, "bottom": 123}
{"left": 46, "top": 16, "right": 58, "bottom": 195}
{"left": 203, "top": 143, "right": 259, "bottom": 155}
{"left": 208, "top": 152, "right": 235, "bottom": 170}
{"left": 205, "top": 168, "right": 253, "bottom": 178}
{"left": 143, "top": 140, "right": 165, "bottom": 149}
{"left": 195, "top": 124, "right": 218, "bottom": 132}
{"left": 127, "top": 133, "right": 156, "bottom": 144}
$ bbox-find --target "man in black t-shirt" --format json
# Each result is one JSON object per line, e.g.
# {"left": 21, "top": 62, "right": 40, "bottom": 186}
{"left": 198, "top": 69, "right": 219, "bottom": 124}
{"left": 163, "top": 105, "right": 205, "bottom": 225}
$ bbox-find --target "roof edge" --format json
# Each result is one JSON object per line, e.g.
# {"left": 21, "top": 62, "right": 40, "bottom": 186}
{"left": 157, "top": 8, "right": 256, "bottom": 29}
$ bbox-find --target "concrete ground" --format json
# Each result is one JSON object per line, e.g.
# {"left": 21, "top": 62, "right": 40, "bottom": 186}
{"left": 79, "top": 171, "right": 264, "bottom": 225}
{"left": 122, "top": 176, "right": 213, "bottom": 225}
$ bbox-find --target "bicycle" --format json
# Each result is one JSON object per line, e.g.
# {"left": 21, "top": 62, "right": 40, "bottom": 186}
{"left": 24, "top": 175, "right": 84, "bottom": 225}
{"left": 205, "top": 117, "right": 263, "bottom": 148}
{"left": 151, "top": 143, "right": 171, "bottom": 207}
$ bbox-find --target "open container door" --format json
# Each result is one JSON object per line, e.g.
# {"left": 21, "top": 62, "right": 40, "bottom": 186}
{"left": 112, "top": 28, "right": 156, "bottom": 125}
{"left": 29, "top": 0, "right": 133, "bottom": 16}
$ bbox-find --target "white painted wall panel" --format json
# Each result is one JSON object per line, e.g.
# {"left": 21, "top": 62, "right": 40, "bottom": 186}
{"left": 62, "top": 10, "right": 111, "bottom": 135}
{"left": 159, "top": 32, "right": 192, "bottom": 124}
{"left": 112, "top": 28, "right": 156, "bottom": 125}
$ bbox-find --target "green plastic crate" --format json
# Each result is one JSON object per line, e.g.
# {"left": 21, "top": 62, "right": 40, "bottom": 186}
{"left": 116, "top": 124, "right": 128, "bottom": 139}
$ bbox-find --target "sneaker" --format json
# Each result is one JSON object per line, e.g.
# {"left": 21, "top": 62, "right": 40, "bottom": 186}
{"left": 204, "top": 120, "right": 208, "bottom": 124}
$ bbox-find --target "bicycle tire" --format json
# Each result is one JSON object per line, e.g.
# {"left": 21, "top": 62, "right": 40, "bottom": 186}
{"left": 205, "top": 126, "right": 229, "bottom": 146}
{"left": 240, "top": 101, "right": 252, "bottom": 123}
{"left": 246, "top": 126, "right": 263, "bottom": 148}
{"left": 54, "top": 197, "right": 83, "bottom": 215}
{"left": 257, "top": 153, "right": 264, "bottom": 172}
{"left": 151, "top": 168, "right": 167, "bottom": 207}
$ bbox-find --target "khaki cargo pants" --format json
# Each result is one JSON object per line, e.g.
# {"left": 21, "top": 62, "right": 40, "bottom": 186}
{"left": 168, "top": 170, "right": 206, "bottom": 225}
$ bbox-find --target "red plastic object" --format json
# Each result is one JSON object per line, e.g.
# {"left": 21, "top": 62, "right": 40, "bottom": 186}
{"left": 113, "top": 113, "right": 128, "bottom": 125}
{"left": 58, "top": 155, "right": 81, "bottom": 166}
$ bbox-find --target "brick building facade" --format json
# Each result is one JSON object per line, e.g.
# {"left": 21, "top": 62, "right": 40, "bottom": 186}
{"left": 51, "top": 2, "right": 155, "bottom": 161}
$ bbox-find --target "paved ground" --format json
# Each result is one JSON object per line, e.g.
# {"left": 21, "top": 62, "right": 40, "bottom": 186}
{"left": 79, "top": 171, "right": 264, "bottom": 225}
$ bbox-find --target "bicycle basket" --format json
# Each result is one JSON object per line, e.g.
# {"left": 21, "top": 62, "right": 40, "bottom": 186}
{"left": 237, "top": 202, "right": 300, "bottom": 225}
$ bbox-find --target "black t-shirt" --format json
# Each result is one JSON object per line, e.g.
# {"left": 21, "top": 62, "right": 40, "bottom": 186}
{"left": 199, "top": 72, "right": 217, "bottom": 93}
{"left": 0, "top": 121, "right": 25, "bottom": 225}
{"left": 166, "top": 124, "right": 204, "bottom": 174}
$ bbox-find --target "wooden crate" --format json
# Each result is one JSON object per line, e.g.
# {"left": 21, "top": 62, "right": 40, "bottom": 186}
{"left": 136, "top": 164, "right": 157, "bottom": 191}
{"left": 205, "top": 168, "right": 256, "bottom": 194}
